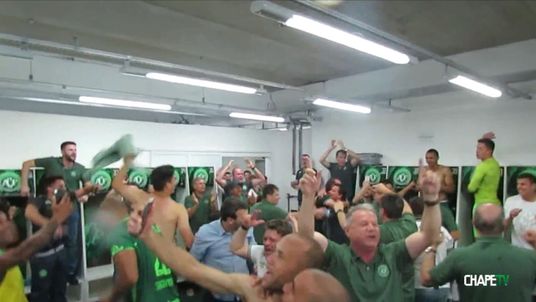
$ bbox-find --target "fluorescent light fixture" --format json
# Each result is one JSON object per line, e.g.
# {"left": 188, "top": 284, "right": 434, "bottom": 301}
{"left": 448, "top": 75, "right": 502, "bottom": 98}
{"left": 284, "top": 15, "right": 410, "bottom": 64}
{"left": 146, "top": 72, "right": 257, "bottom": 94}
{"left": 267, "top": 127, "right": 288, "bottom": 131}
{"left": 16, "top": 97, "right": 206, "bottom": 116}
{"left": 229, "top": 112, "right": 285, "bottom": 123}
{"left": 79, "top": 96, "right": 172, "bottom": 111}
{"left": 313, "top": 98, "right": 371, "bottom": 114}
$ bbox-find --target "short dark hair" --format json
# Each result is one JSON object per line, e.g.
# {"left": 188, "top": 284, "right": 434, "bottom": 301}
{"left": 39, "top": 175, "right": 64, "bottom": 195}
{"left": 517, "top": 172, "right": 536, "bottom": 184}
{"left": 426, "top": 149, "right": 439, "bottom": 158}
{"left": 408, "top": 196, "right": 424, "bottom": 217}
{"left": 335, "top": 149, "right": 347, "bottom": 158}
{"left": 220, "top": 198, "right": 247, "bottom": 221}
{"left": 380, "top": 194, "right": 404, "bottom": 219}
{"left": 60, "top": 141, "right": 76, "bottom": 150}
{"left": 224, "top": 182, "right": 241, "bottom": 195}
{"left": 477, "top": 138, "right": 495, "bottom": 152}
{"left": 262, "top": 184, "right": 279, "bottom": 198}
{"left": 265, "top": 219, "right": 293, "bottom": 237}
{"left": 325, "top": 178, "right": 341, "bottom": 192}
{"left": 301, "top": 153, "right": 310, "bottom": 158}
{"left": 150, "top": 165, "right": 174, "bottom": 191}
{"left": 330, "top": 185, "right": 346, "bottom": 201}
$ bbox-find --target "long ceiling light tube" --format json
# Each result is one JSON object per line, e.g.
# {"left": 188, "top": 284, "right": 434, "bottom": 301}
{"left": 229, "top": 112, "right": 285, "bottom": 123}
{"left": 146, "top": 72, "right": 257, "bottom": 94}
{"left": 448, "top": 75, "right": 502, "bottom": 98}
{"left": 79, "top": 96, "right": 172, "bottom": 110}
{"left": 313, "top": 98, "right": 371, "bottom": 114}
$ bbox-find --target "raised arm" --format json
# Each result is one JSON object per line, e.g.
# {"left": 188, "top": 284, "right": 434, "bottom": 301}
{"left": 297, "top": 169, "right": 329, "bottom": 252}
{"left": 397, "top": 181, "right": 416, "bottom": 198}
{"left": 230, "top": 213, "right": 264, "bottom": 258}
{"left": 405, "top": 167, "right": 441, "bottom": 259}
{"left": 352, "top": 180, "right": 371, "bottom": 204}
{"left": 0, "top": 194, "right": 72, "bottom": 277}
{"left": 20, "top": 159, "right": 36, "bottom": 196}
{"left": 339, "top": 141, "right": 360, "bottom": 167}
{"left": 112, "top": 157, "right": 150, "bottom": 208}
{"left": 130, "top": 212, "right": 250, "bottom": 296}
{"left": 246, "top": 159, "right": 266, "bottom": 187}
{"left": 216, "top": 160, "right": 233, "bottom": 187}
{"left": 319, "top": 140, "right": 337, "bottom": 169}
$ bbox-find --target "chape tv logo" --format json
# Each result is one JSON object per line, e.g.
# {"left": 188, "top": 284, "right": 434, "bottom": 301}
{"left": 463, "top": 274, "right": 509, "bottom": 287}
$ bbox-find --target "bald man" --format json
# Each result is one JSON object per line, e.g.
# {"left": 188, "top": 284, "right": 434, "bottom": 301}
{"left": 421, "top": 203, "right": 536, "bottom": 302}
{"left": 280, "top": 269, "right": 350, "bottom": 302}
{"left": 126, "top": 173, "right": 350, "bottom": 301}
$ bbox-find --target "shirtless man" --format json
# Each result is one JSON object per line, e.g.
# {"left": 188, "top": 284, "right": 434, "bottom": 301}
{"left": 126, "top": 169, "right": 350, "bottom": 302}
{"left": 112, "top": 157, "right": 193, "bottom": 247}
{"left": 423, "top": 149, "right": 459, "bottom": 240}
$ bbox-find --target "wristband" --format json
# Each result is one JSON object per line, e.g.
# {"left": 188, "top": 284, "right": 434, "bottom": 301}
{"left": 336, "top": 209, "right": 344, "bottom": 215}
{"left": 423, "top": 201, "right": 439, "bottom": 207}
{"left": 241, "top": 225, "right": 249, "bottom": 231}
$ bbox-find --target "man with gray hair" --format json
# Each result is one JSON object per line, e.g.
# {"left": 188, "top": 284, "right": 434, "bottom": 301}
{"left": 299, "top": 166, "right": 442, "bottom": 301}
{"left": 184, "top": 177, "right": 219, "bottom": 234}
{"left": 421, "top": 203, "right": 536, "bottom": 301}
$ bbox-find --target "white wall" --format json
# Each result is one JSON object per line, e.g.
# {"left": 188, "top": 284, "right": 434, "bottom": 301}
{"left": 311, "top": 90, "right": 536, "bottom": 166}
{"left": 0, "top": 109, "right": 296, "bottom": 209}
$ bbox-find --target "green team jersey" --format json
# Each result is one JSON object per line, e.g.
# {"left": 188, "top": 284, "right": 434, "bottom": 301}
{"left": 250, "top": 200, "right": 288, "bottom": 244}
{"left": 184, "top": 193, "right": 211, "bottom": 234}
{"left": 34, "top": 157, "right": 86, "bottom": 192}
{"left": 110, "top": 219, "right": 180, "bottom": 302}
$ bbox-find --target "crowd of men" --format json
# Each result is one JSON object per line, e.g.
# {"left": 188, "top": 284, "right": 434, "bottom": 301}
{"left": 1, "top": 132, "right": 536, "bottom": 302}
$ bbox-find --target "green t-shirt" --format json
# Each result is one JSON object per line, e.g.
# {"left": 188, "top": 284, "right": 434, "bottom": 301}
{"left": 34, "top": 157, "right": 86, "bottom": 192}
{"left": 184, "top": 193, "right": 211, "bottom": 234}
{"left": 467, "top": 157, "right": 501, "bottom": 205}
{"left": 324, "top": 239, "right": 413, "bottom": 302}
{"left": 380, "top": 213, "right": 418, "bottom": 244}
{"left": 110, "top": 220, "right": 180, "bottom": 302}
{"left": 379, "top": 213, "right": 418, "bottom": 302}
{"left": 249, "top": 200, "right": 288, "bottom": 244}
{"left": 440, "top": 203, "right": 458, "bottom": 232}
{"left": 429, "top": 236, "right": 536, "bottom": 302}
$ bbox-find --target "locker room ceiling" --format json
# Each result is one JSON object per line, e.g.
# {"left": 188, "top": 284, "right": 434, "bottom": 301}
{"left": 0, "top": 0, "right": 535, "bottom": 126}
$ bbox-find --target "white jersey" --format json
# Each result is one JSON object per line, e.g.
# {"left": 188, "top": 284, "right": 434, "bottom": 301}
{"left": 504, "top": 195, "right": 536, "bottom": 250}
{"left": 414, "top": 220, "right": 453, "bottom": 289}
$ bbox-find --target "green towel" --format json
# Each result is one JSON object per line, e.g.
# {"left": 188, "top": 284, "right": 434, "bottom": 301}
{"left": 91, "top": 134, "right": 138, "bottom": 169}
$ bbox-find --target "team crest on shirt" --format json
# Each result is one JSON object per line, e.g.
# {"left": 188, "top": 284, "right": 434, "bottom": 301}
{"left": 71, "top": 171, "right": 77, "bottom": 177}
{"left": 377, "top": 264, "right": 390, "bottom": 278}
